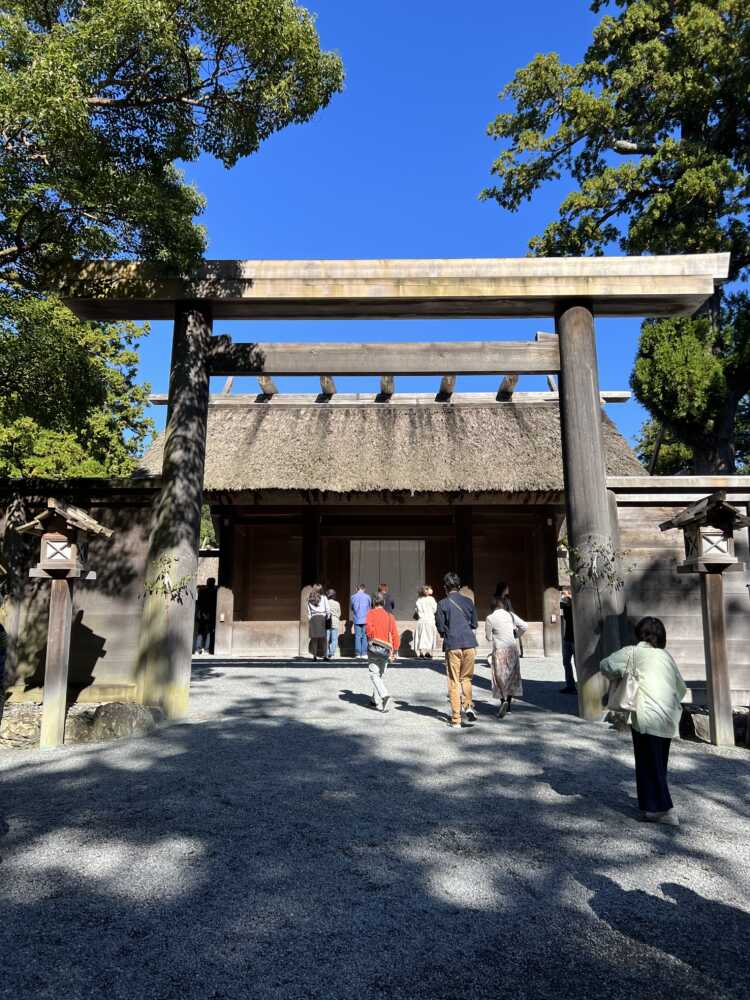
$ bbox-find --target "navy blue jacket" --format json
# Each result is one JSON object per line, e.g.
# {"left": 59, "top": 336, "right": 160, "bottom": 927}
{"left": 436, "top": 591, "right": 478, "bottom": 651}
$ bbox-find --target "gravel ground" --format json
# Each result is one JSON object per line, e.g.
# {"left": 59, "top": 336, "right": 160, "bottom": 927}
{"left": 1, "top": 655, "right": 748, "bottom": 1000}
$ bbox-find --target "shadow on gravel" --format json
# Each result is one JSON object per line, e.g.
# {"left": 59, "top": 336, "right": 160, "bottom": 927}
{"left": 518, "top": 678, "right": 581, "bottom": 717}
{"left": 584, "top": 875, "right": 750, "bottom": 998}
{"left": 0, "top": 677, "right": 748, "bottom": 1000}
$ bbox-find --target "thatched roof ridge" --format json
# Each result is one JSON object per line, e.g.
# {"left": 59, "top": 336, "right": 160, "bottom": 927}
{"left": 139, "top": 401, "right": 644, "bottom": 493}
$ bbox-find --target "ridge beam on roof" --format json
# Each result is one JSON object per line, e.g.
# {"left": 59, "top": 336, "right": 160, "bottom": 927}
{"left": 497, "top": 374, "right": 519, "bottom": 401}
{"left": 148, "top": 389, "right": 631, "bottom": 406}
{"left": 207, "top": 338, "right": 561, "bottom": 376}
{"left": 437, "top": 375, "right": 456, "bottom": 401}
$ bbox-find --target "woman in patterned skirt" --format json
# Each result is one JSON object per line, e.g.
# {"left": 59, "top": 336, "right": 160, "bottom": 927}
{"left": 485, "top": 594, "right": 528, "bottom": 718}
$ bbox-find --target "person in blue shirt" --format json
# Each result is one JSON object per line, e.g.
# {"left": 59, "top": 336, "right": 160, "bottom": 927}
{"left": 350, "top": 584, "right": 372, "bottom": 658}
{"left": 436, "top": 572, "right": 478, "bottom": 729}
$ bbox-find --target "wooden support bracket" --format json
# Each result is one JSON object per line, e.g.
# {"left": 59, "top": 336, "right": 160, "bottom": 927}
{"left": 257, "top": 375, "right": 278, "bottom": 397}
{"left": 496, "top": 373, "right": 519, "bottom": 401}
{"left": 319, "top": 375, "right": 336, "bottom": 398}
{"left": 437, "top": 375, "right": 456, "bottom": 401}
{"left": 376, "top": 374, "right": 395, "bottom": 402}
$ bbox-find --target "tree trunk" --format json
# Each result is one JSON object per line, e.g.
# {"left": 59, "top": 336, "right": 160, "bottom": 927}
{"left": 691, "top": 287, "right": 740, "bottom": 474}
{"left": 1, "top": 494, "right": 29, "bottom": 731}
{"left": 693, "top": 389, "right": 741, "bottom": 474}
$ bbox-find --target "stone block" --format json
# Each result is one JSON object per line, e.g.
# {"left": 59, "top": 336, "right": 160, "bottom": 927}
{"left": 680, "top": 704, "right": 749, "bottom": 746}
{"left": 88, "top": 702, "right": 163, "bottom": 743}
{"left": 1, "top": 700, "right": 165, "bottom": 750}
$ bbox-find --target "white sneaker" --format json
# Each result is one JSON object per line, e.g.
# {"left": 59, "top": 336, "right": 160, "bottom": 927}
{"left": 644, "top": 810, "right": 680, "bottom": 826}
{"left": 381, "top": 696, "right": 392, "bottom": 713}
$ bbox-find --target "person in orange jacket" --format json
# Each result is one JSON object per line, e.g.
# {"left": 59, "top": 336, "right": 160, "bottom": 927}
{"left": 364, "top": 592, "right": 399, "bottom": 712}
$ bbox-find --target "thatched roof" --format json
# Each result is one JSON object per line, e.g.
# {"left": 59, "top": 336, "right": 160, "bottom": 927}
{"left": 139, "top": 399, "right": 644, "bottom": 494}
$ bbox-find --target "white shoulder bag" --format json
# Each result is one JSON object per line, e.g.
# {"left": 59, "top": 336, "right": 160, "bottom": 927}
{"left": 608, "top": 646, "right": 640, "bottom": 714}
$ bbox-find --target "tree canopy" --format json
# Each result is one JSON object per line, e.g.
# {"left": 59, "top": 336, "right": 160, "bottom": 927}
{"left": 482, "top": 0, "right": 749, "bottom": 270}
{"left": 0, "top": 0, "right": 344, "bottom": 288}
{"left": 0, "top": 1, "right": 343, "bottom": 478}
{"left": 0, "top": 294, "right": 152, "bottom": 476}
{"left": 481, "top": 0, "right": 750, "bottom": 472}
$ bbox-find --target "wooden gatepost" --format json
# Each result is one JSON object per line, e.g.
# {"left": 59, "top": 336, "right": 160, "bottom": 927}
{"left": 61, "top": 254, "right": 730, "bottom": 720}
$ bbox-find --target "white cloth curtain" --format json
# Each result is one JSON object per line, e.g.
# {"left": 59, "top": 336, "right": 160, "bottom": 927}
{"left": 350, "top": 540, "right": 425, "bottom": 619}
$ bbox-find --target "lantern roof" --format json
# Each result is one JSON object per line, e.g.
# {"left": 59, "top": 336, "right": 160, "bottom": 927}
{"left": 659, "top": 492, "right": 750, "bottom": 533}
{"left": 16, "top": 497, "right": 113, "bottom": 539}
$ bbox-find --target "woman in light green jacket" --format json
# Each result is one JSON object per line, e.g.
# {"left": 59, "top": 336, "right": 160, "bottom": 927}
{"left": 600, "top": 616, "right": 687, "bottom": 826}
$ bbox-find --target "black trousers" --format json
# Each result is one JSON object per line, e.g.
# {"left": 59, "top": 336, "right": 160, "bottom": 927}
{"left": 631, "top": 729, "right": 673, "bottom": 813}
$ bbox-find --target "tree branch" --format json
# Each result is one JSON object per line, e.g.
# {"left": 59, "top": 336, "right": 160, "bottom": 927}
{"left": 610, "top": 139, "right": 658, "bottom": 155}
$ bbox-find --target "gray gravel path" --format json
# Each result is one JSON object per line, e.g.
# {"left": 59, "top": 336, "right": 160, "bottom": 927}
{"left": 1, "top": 655, "right": 748, "bottom": 1000}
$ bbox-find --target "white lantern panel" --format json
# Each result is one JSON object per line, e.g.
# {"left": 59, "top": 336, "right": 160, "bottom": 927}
{"left": 45, "top": 540, "right": 72, "bottom": 562}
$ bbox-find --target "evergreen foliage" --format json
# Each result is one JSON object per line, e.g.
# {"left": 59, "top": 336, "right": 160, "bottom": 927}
{"left": 482, "top": 0, "right": 750, "bottom": 472}
{"left": 0, "top": 0, "right": 344, "bottom": 288}
{"left": 0, "top": 1, "right": 343, "bottom": 476}
{"left": 200, "top": 504, "right": 217, "bottom": 548}
{"left": 0, "top": 293, "right": 152, "bottom": 476}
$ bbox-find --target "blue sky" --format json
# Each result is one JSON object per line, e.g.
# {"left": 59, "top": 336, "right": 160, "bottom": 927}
{"left": 140, "top": 0, "right": 647, "bottom": 446}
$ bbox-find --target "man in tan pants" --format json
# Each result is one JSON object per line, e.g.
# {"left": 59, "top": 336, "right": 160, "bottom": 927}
{"left": 435, "top": 572, "right": 478, "bottom": 729}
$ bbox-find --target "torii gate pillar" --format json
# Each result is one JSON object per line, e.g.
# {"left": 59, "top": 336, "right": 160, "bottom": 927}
{"left": 137, "top": 301, "right": 212, "bottom": 718}
{"left": 556, "top": 302, "right": 622, "bottom": 720}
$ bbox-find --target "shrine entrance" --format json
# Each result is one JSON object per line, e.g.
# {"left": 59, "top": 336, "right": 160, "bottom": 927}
{"left": 60, "top": 253, "right": 730, "bottom": 722}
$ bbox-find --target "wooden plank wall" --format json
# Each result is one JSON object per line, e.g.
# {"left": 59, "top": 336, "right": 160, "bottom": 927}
{"left": 472, "top": 518, "right": 544, "bottom": 621}
{"left": 4, "top": 502, "right": 154, "bottom": 703}
{"left": 233, "top": 525, "right": 302, "bottom": 621}
{"left": 618, "top": 503, "right": 750, "bottom": 692}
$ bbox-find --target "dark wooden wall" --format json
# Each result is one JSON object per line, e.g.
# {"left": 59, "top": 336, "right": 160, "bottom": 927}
{"left": 472, "top": 513, "right": 544, "bottom": 620}
{"left": 225, "top": 505, "right": 550, "bottom": 624}
{"left": 232, "top": 524, "right": 301, "bottom": 621}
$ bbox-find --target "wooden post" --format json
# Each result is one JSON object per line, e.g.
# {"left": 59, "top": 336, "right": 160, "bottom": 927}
{"left": 454, "top": 507, "right": 474, "bottom": 588}
{"left": 299, "top": 584, "right": 313, "bottom": 658}
{"left": 541, "top": 514, "right": 562, "bottom": 657}
{"left": 299, "top": 510, "right": 320, "bottom": 656}
{"left": 607, "top": 489, "right": 630, "bottom": 647}
{"left": 214, "top": 518, "right": 235, "bottom": 656}
{"left": 556, "top": 302, "right": 619, "bottom": 720}
{"left": 700, "top": 571, "right": 735, "bottom": 746}
{"left": 39, "top": 578, "right": 73, "bottom": 749}
{"left": 137, "top": 301, "right": 212, "bottom": 718}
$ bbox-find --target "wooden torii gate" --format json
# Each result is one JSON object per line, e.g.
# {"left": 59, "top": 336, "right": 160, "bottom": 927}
{"left": 61, "top": 254, "right": 730, "bottom": 720}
